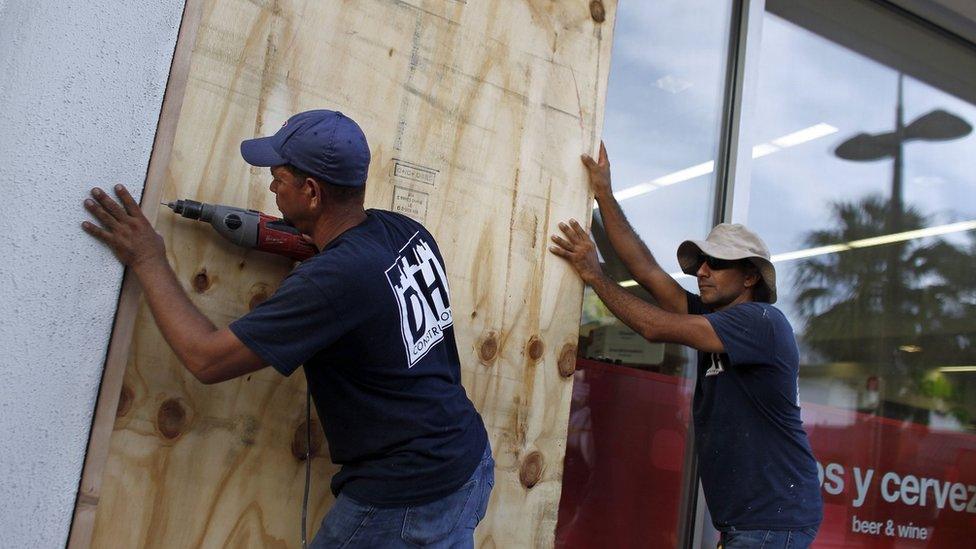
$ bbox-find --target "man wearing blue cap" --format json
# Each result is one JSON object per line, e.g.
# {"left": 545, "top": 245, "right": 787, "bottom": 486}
{"left": 82, "top": 109, "right": 492, "bottom": 548}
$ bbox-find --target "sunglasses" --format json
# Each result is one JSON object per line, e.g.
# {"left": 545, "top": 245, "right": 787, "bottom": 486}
{"left": 695, "top": 253, "right": 743, "bottom": 271}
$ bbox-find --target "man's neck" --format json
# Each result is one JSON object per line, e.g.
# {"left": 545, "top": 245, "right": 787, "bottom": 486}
{"left": 309, "top": 206, "right": 367, "bottom": 250}
{"left": 713, "top": 291, "right": 755, "bottom": 312}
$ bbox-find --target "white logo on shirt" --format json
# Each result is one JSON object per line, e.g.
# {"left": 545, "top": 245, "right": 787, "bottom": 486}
{"left": 704, "top": 353, "right": 725, "bottom": 377}
{"left": 385, "top": 232, "right": 454, "bottom": 367}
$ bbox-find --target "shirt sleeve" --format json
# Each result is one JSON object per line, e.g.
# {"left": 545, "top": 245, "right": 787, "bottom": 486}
{"left": 229, "top": 268, "right": 358, "bottom": 376}
{"left": 704, "top": 303, "right": 775, "bottom": 367}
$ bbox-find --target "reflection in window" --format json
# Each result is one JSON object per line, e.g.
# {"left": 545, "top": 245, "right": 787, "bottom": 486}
{"left": 735, "top": 3, "right": 976, "bottom": 546}
{"left": 748, "top": 9, "right": 976, "bottom": 432}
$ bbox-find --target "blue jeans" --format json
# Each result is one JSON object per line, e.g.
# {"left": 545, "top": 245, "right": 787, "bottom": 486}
{"left": 310, "top": 446, "right": 494, "bottom": 548}
{"left": 719, "top": 527, "right": 818, "bottom": 549}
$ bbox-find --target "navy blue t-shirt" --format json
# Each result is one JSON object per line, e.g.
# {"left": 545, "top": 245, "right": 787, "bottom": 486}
{"left": 230, "top": 209, "right": 487, "bottom": 506}
{"left": 687, "top": 292, "right": 822, "bottom": 531}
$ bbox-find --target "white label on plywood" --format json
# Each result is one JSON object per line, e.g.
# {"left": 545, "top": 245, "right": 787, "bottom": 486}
{"left": 392, "top": 186, "right": 430, "bottom": 222}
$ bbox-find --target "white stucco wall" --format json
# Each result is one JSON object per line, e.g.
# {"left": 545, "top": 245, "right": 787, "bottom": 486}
{"left": 0, "top": 1, "right": 186, "bottom": 546}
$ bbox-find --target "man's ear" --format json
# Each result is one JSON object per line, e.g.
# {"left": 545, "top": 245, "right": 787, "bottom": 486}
{"left": 304, "top": 177, "right": 321, "bottom": 208}
{"left": 742, "top": 265, "right": 761, "bottom": 289}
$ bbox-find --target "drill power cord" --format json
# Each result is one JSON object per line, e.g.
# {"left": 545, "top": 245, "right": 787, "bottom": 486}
{"left": 302, "top": 382, "right": 311, "bottom": 549}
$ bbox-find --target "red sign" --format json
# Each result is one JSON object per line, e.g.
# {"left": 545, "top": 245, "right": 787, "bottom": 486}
{"left": 556, "top": 359, "right": 976, "bottom": 548}
{"left": 806, "top": 403, "right": 976, "bottom": 547}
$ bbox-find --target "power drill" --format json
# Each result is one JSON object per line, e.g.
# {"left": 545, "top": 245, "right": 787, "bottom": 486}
{"left": 164, "top": 199, "right": 318, "bottom": 261}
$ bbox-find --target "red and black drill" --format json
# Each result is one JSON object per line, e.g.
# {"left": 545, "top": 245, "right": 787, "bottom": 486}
{"left": 164, "top": 199, "right": 318, "bottom": 261}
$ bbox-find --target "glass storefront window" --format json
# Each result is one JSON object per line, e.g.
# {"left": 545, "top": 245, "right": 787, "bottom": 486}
{"left": 727, "top": 1, "right": 976, "bottom": 546}
{"left": 555, "top": 1, "right": 733, "bottom": 546}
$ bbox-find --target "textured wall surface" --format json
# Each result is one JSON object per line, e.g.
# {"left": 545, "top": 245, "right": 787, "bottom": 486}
{"left": 0, "top": 1, "right": 185, "bottom": 546}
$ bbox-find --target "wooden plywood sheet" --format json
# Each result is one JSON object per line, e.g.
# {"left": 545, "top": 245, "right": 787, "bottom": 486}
{"left": 90, "top": 1, "right": 615, "bottom": 547}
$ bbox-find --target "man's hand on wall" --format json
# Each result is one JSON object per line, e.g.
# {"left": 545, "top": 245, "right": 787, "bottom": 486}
{"left": 82, "top": 185, "right": 166, "bottom": 269}
{"left": 549, "top": 218, "right": 603, "bottom": 284}
{"left": 581, "top": 141, "right": 612, "bottom": 198}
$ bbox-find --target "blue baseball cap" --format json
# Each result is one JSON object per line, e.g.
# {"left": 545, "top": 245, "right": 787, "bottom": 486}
{"left": 240, "top": 109, "right": 370, "bottom": 187}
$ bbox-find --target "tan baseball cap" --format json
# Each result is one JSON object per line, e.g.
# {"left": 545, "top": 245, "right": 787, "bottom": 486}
{"left": 676, "top": 223, "right": 777, "bottom": 303}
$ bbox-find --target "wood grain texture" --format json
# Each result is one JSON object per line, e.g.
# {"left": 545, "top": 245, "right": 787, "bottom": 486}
{"left": 90, "top": 1, "right": 615, "bottom": 547}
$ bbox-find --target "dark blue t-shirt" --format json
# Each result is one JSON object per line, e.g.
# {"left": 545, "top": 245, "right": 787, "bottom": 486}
{"left": 230, "top": 209, "right": 487, "bottom": 506}
{"left": 687, "top": 292, "right": 822, "bottom": 531}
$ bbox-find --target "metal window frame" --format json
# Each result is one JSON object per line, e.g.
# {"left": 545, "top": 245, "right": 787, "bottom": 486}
{"left": 681, "top": 1, "right": 767, "bottom": 546}
{"left": 879, "top": 0, "right": 976, "bottom": 50}
{"left": 717, "top": 0, "right": 766, "bottom": 230}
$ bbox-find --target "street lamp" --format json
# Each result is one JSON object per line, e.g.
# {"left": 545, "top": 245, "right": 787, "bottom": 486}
{"left": 835, "top": 74, "right": 971, "bottom": 231}
{"left": 835, "top": 108, "right": 971, "bottom": 160}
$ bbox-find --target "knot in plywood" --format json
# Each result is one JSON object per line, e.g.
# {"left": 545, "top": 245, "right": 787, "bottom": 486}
{"left": 519, "top": 450, "right": 545, "bottom": 488}
{"left": 156, "top": 398, "right": 188, "bottom": 440}
{"left": 192, "top": 268, "right": 212, "bottom": 293}
{"left": 248, "top": 282, "right": 270, "bottom": 310}
{"left": 558, "top": 343, "right": 577, "bottom": 377}
{"left": 526, "top": 336, "right": 544, "bottom": 362}
{"left": 589, "top": 1, "right": 606, "bottom": 23}
{"left": 478, "top": 332, "right": 499, "bottom": 365}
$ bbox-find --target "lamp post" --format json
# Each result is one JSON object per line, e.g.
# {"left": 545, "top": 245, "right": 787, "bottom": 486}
{"left": 835, "top": 74, "right": 971, "bottom": 233}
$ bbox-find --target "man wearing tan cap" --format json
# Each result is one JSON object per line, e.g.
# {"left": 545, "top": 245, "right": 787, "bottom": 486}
{"left": 550, "top": 144, "right": 822, "bottom": 549}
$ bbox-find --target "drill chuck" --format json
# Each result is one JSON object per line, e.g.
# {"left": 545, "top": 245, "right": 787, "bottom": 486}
{"left": 166, "top": 199, "right": 215, "bottom": 222}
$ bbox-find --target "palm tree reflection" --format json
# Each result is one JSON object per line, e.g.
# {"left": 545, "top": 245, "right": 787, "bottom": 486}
{"left": 795, "top": 195, "right": 975, "bottom": 426}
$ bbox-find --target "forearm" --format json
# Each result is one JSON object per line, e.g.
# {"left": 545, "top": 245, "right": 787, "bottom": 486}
{"left": 132, "top": 258, "right": 219, "bottom": 374}
{"left": 585, "top": 271, "right": 673, "bottom": 342}
{"left": 596, "top": 190, "right": 655, "bottom": 267}
{"left": 594, "top": 190, "right": 685, "bottom": 311}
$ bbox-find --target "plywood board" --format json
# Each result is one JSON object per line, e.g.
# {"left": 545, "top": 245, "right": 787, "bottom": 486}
{"left": 89, "top": 0, "right": 615, "bottom": 547}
